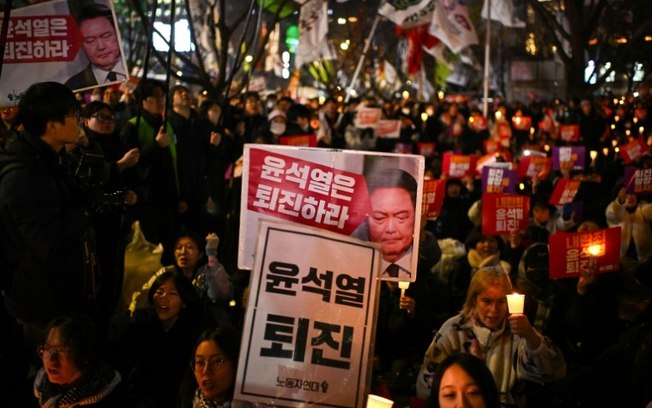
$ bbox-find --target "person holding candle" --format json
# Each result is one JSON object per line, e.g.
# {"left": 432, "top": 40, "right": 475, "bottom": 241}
{"left": 416, "top": 267, "right": 566, "bottom": 407}
{"left": 605, "top": 186, "right": 652, "bottom": 263}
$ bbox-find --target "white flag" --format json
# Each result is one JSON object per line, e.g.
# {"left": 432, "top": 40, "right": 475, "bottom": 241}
{"left": 481, "top": 0, "right": 525, "bottom": 28}
{"left": 378, "top": 0, "right": 436, "bottom": 29}
{"left": 264, "top": 23, "right": 283, "bottom": 76}
{"left": 428, "top": 0, "right": 478, "bottom": 54}
{"left": 295, "top": 0, "right": 333, "bottom": 67}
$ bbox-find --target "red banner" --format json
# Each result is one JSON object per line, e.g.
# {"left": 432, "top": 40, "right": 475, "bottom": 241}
{"left": 548, "top": 227, "right": 621, "bottom": 279}
{"left": 481, "top": 193, "right": 530, "bottom": 235}
{"left": 549, "top": 179, "right": 581, "bottom": 206}
{"left": 247, "top": 149, "right": 370, "bottom": 235}
{"left": 422, "top": 179, "right": 446, "bottom": 219}
{"left": 278, "top": 134, "right": 317, "bottom": 147}
{"left": 442, "top": 152, "right": 477, "bottom": 178}
{"left": 0, "top": 15, "right": 81, "bottom": 63}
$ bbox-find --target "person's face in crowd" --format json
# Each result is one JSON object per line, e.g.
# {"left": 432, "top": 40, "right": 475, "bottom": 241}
{"left": 581, "top": 103, "right": 592, "bottom": 116}
{"left": 368, "top": 187, "right": 415, "bottom": 263}
{"left": 85, "top": 107, "right": 115, "bottom": 135}
{"left": 475, "top": 236, "right": 499, "bottom": 259}
{"left": 474, "top": 284, "right": 508, "bottom": 330}
{"left": 244, "top": 96, "right": 260, "bottom": 116}
{"left": 532, "top": 206, "right": 550, "bottom": 224}
{"left": 269, "top": 115, "right": 286, "bottom": 136}
{"left": 296, "top": 115, "right": 310, "bottom": 131}
{"left": 577, "top": 220, "right": 600, "bottom": 232}
{"left": 447, "top": 183, "right": 462, "bottom": 198}
{"left": 103, "top": 88, "right": 118, "bottom": 105}
{"left": 625, "top": 193, "right": 638, "bottom": 208}
{"left": 41, "top": 327, "right": 82, "bottom": 386}
{"left": 142, "top": 87, "right": 165, "bottom": 115}
{"left": 45, "top": 110, "right": 83, "bottom": 151}
{"left": 152, "top": 278, "right": 184, "bottom": 329}
{"left": 193, "top": 339, "right": 235, "bottom": 402}
{"left": 175, "top": 236, "right": 202, "bottom": 272}
{"left": 79, "top": 16, "right": 120, "bottom": 71}
{"left": 0, "top": 105, "right": 18, "bottom": 124}
{"left": 207, "top": 105, "right": 222, "bottom": 127}
{"left": 438, "top": 363, "right": 487, "bottom": 408}
{"left": 173, "top": 88, "right": 192, "bottom": 109}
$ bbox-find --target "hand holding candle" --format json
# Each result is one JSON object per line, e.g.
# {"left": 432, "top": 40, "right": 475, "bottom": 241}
{"left": 398, "top": 281, "right": 410, "bottom": 298}
{"left": 397, "top": 281, "right": 414, "bottom": 315}
{"left": 506, "top": 293, "right": 525, "bottom": 314}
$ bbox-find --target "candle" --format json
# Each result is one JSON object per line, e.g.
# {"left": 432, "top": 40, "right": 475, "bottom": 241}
{"left": 398, "top": 281, "right": 410, "bottom": 298}
{"left": 587, "top": 244, "right": 602, "bottom": 257}
{"left": 367, "top": 395, "right": 394, "bottom": 408}
{"left": 506, "top": 293, "right": 525, "bottom": 314}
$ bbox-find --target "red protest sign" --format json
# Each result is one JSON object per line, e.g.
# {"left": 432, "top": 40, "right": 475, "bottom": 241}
{"left": 417, "top": 142, "right": 436, "bottom": 158}
{"left": 481, "top": 193, "right": 530, "bottom": 235}
{"left": 442, "top": 152, "right": 477, "bottom": 178}
{"left": 517, "top": 155, "right": 552, "bottom": 180}
{"left": 548, "top": 227, "right": 621, "bottom": 279}
{"left": 422, "top": 179, "right": 446, "bottom": 219}
{"left": 619, "top": 138, "right": 649, "bottom": 165}
{"left": 549, "top": 179, "right": 581, "bottom": 206}
{"left": 512, "top": 116, "right": 532, "bottom": 131}
{"left": 559, "top": 124, "right": 580, "bottom": 142}
{"left": 278, "top": 134, "right": 317, "bottom": 147}
{"left": 246, "top": 149, "right": 370, "bottom": 235}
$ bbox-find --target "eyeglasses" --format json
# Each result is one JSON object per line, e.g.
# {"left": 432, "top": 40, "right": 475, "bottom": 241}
{"left": 91, "top": 113, "right": 116, "bottom": 122}
{"left": 191, "top": 357, "right": 227, "bottom": 372}
{"left": 37, "top": 345, "right": 71, "bottom": 360}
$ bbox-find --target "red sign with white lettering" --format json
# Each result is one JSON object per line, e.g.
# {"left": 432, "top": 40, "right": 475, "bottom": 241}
{"left": 481, "top": 193, "right": 530, "bottom": 235}
{"left": 548, "top": 227, "right": 621, "bottom": 279}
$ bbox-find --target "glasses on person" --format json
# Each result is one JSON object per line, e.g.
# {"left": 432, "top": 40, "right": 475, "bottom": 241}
{"left": 37, "top": 345, "right": 71, "bottom": 360}
{"left": 191, "top": 357, "right": 227, "bottom": 372}
{"left": 91, "top": 113, "right": 116, "bottom": 123}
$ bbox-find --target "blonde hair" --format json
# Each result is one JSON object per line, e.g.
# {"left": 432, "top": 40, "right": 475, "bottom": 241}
{"left": 460, "top": 267, "right": 513, "bottom": 318}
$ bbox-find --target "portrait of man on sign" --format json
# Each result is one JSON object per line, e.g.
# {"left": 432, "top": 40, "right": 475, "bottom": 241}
{"left": 65, "top": 2, "right": 126, "bottom": 91}
{"left": 352, "top": 166, "right": 419, "bottom": 281}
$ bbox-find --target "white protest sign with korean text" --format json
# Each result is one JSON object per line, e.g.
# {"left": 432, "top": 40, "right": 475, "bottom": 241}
{"left": 0, "top": 0, "right": 128, "bottom": 104}
{"left": 239, "top": 145, "right": 424, "bottom": 282}
{"left": 234, "top": 221, "right": 381, "bottom": 407}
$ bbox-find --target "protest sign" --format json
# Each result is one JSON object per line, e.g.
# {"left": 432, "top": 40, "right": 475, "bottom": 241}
{"left": 354, "top": 108, "right": 382, "bottom": 128}
{"left": 558, "top": 124, "right": 580, "bottom": 142}
{"left": 442, "top": 152, "right": 477, "bottom": 178}
{"left": 548, "top": 227, "right": 621, "bottom": 279}
{"left": 422, "top": 179, "right": 446, "bottom": 219}
{"left": 624, "top": 166, "right": 652, "bottom": 194}
{"left": 234, "top": 221, "right": 381, "bottom": 407}
{"left": 619, "top": 138, "right": 649, "bottom": 165}
{"left": 481, "top": 166, "right": 517, "bottom": 194}
{"left": 517, "top": 154, "right": 551, "bottom": 180}
{"left": 374, "top": 119, "right": 401, "bottom": 138}
{"left": 240, "top": 145, "right": 424, "bottom": 282}
{"left": 0, "top": 0, "right": 128, "bottom": 104}
{"left": 548, "top": 179, "right": 581, "bottom": 206}
{"left": 481, "top": 193, "right": 530, "bottom": 235}
{"left": 552, "top": 146, "right": 585, "bottom": 171}
{"left": 279, "top": 134, "right": 318, "bottom": 147}
{"left": 417, "top": 142, "right": 436, "bottom": 158}
{"left": 512, "top": 116, "right": 532, "bottom": 131}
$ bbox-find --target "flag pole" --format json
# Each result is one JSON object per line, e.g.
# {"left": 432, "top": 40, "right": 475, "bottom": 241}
{"left": 344, "top": 12, "right": 381, "bottom": 103}
{"left": 482, "top": 0, "right": 492, "bottom": 117}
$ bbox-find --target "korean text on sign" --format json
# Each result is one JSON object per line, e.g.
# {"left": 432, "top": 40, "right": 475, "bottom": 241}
{"left": 1, "top": 16, "right": 78, "bottom": 63}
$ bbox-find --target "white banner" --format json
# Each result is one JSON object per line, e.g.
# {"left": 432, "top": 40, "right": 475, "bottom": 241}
{"left": 0, "top": 0, "right": 129, "bottom": 104}
{"left": 234, "top": 221, "right": 381, "bottom": 407}
{"left": 481, "top": 0, "right": 525, "bottom": 28}
{"left": 239, "top": 145, "right": 424, "bottom": 283}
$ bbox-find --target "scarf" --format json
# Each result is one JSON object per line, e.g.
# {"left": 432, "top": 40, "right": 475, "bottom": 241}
{"left": 192, "top": 388, "right": 231, "bottom": 408}
{"left": 34, "top": 365, "right": 121, "bottom": 408}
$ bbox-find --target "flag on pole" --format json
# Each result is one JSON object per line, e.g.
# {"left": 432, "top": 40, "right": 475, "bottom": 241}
{"left": 481, "top": 0, "right": 525, "bottom": 28}
{"left": 428, "top": 0, "right": 478, "bottom": 53}
{"left": 378, "top": 0, "right": 436, "bottom": 29}
{"left": 264, "top": 22, "right": 283, "bottom": 76}
{"left": 295, "top": 0, "right": 333, "bottom": 68}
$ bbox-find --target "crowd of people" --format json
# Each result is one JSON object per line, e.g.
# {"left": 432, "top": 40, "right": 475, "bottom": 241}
{"left": 0, "top": 78, "right": 651, "bottom": 407}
